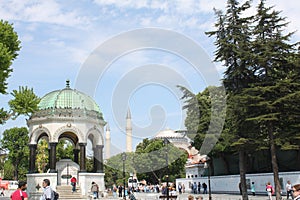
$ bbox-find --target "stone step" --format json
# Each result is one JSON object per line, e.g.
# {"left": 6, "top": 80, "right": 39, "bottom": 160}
{"left": 56, "top": 185, "right": 84, "bottom": 199}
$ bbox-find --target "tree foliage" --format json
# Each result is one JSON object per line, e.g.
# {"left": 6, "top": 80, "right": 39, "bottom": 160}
{"left": 105, "top": 139, "right": 187, "bottom": 186}
{"left": 0, "top": 20, "right": 21, "bottom": 95}
{"left": 134, "top": 138, "right": 187, "bottom": 184}
{"left": 0, "top": 20, "right": 40, "bottom": 125}
{"left": 182, "top": 0, "right": 300, "bottom": 199}
{"left": 56, "top": 139, "right": 74, "bottom": 160}
{"left": 1, "top": 127, "right": 29, "bottom": 180}
{"left": 36, "top": 139, "right": 49, "bottom": 173}
{"left": 8, "top": 86, "right": 40, "bottom": 119}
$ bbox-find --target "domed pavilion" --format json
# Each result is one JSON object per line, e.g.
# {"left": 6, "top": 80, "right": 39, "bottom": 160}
{"left": 26, "top": 80, "right": 106, "bottom": 198}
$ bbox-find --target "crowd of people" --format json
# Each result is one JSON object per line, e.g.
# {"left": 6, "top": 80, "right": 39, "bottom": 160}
{"left": 7, "top": 177, "right": 100, "bottom": 200}
{"left": 264, "top": 180, "right": 299, "bottom": 200}
{"left": 6, "top": 178, "right": 300, "bottom": 200}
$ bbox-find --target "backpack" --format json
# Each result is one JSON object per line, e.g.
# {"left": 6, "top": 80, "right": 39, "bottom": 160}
{"left": 53, "top": 191, "right": 59, "bottom": 200}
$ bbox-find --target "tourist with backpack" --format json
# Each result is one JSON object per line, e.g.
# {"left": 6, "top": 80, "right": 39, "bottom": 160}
{"left": 40, "top": 179, "right": 59, "bottom": 200}
{"left": 91, "top": 181, "right": 99, "bottom": 199}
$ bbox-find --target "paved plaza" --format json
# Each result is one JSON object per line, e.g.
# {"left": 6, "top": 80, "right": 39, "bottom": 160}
{"left": 133, "top": 193, "right": 279, "bottom": 200}
{"left": 0, "top": 190, "right": 285, "bottom": 200}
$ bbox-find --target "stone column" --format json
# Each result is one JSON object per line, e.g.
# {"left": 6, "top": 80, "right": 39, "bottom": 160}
{"left": 126, "top": 108, "right": 132, "bottom": 152}
{"left": 93, "top": 145, "right": 104, "bottom": 173}
{"left": 29, "top": 144, "right": 37, "bottom": 173}
{"left": 79, "top": 143, "right": 87, "bottom": 172}
{"left": 49, "top": 143, "right": 57, "bottom": 173}
{"left": 73, "top": 149, "right": 80, "bottom": 164}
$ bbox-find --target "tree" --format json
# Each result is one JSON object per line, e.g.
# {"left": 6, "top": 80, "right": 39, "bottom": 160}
{"left": 243, "top": 1, "right": 299, "bottom": 198}
{"left": 104, "top": 164, "right": 120, "bottom": 188}
{"left": 134, "top": 138, "right": 187, "bottom": 184}
{"left": 206, "top": 1, "right": 254, "bottom": 199}
{"left": 56, "top": 139, "right": 74, "bottom": 160}
{"left": 0, "top": 20, "right": 21, "bottom": 124}
{"left": 105, "top": 152, "right": 136, "bottom": 187}
{"left": 179, "top": 85, "right": 229, "bottom": 174}
{"left": 0, "top": 86, "right": 40, "bottom": 124}
{"left": 8, "top": 86, "right": 40, "bottom": 119}
{"left": 0, "top": 20, "right": 21, "bottom": 95}
{"left": 205, "top": 1, "right": 299, "bottom": 199}
{"left": 0, "top": 20, "right": 40, "bottom": 125}
{"left": 36, "top": 139, "right": 49, "bottom": 173}
{"left": 1, "top": 127, "right": 29, "bottom": 180}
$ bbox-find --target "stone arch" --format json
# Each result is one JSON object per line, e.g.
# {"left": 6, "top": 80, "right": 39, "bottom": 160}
{"left": 86, "top": 127, "right": 104, "bottom": 173}
{"left": 29, "top": 126, "right": 51, "bottom": 144}
{"left": 53, "top": 125, "right": 84, "bottom": 143}
{"left": 86, "top": 127, "right": 104, "bottom": 147}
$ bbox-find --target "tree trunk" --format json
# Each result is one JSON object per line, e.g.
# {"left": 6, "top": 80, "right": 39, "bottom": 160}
{"left": 239, "top": 150, "right": 249, "bottom": 200}
{"left": 268, "top": 122, "right": 281, "bottom": 200}
{"left": 14, "top": 160, "right": 19, "bottom": 180}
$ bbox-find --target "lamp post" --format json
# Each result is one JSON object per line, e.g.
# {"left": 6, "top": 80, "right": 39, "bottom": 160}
{"left": 67, "top": 164, "right": 69, "bottom": 185}
{"left": 204, "top": 157, "right": 212, "bottom": 200}
{"left": 122, "top": 152, "right": 127, "bottom": 200}
{"left": 163, "top": 138, "right": 169, "bottom": 200}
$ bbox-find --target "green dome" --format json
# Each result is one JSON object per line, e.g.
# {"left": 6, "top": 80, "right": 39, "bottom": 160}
{"left": 38, "top": 81, "right": 102, "bottom": 114}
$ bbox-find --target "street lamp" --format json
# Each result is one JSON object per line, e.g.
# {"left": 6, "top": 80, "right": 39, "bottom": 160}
{"left": 163, "top": 138, "right": 170, "bottom": 200}
{"left": 204, "top": 156, "right": 212, "bottom": 200}
{"left": 122, "top": 152, "right": 127, "bottom": 200}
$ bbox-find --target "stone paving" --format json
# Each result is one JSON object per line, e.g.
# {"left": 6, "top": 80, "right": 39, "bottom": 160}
{"left": 0, "top": 190, "right": 286, "bottom": 200}
{"left": 131, "top": 193, "right": 278, "bottom": 200}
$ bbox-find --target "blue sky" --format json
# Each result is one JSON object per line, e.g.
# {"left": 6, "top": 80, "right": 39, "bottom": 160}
{"left": 0, "top": 0, "right": 299, "bottom": 156}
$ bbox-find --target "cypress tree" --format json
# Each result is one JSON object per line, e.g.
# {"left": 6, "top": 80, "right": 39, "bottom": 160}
{"left": 206, "top": 1, "right": 254, "bottom": 199}
{"left": 244, "top": 1, "right": 299, "bottom": 198}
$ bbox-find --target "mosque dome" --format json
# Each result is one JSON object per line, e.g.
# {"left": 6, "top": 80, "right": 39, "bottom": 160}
{"left": 155, "top": 128, "right": 185, "bottom": 138}
{"left": 34, "top": 80, "right": 103, "bottom": 120}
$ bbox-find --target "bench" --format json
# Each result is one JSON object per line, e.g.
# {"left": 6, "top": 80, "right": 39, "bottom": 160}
{"left": 158, "top": 195, "right": 177, "bottom": 199}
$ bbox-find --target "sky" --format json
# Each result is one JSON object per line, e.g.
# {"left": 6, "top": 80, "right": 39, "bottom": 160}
{"left": 0, "top": 0, "right": 299, "bottom": 156}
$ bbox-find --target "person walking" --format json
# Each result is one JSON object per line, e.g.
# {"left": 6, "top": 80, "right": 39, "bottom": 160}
{"left": 202, "top": 183, "right": 207, "bottom": 194}
{"left": 91, "top": 181, "right": 99, "bottom": 199}
{"left": 197, "top": 182, "right": 201, "bottom": 194}
{"left": 70, "top": 176, "right": 77, "bottom": 193}
{"left": 178, "top": 184, "right": 182, "bottom": 194}
{"left": 251, "top": 182, "right": 256, "bottom": 196}
{"left": 41, "top": 179, "right": 53, "bottom": 200}
{"left": 286, "top": 180, "right": 293, "bottom": 199}
{"left": 118, "top": 185, "right": 123, "bottom": 197}
{"left": 292, "top": 184, "right": 300, "bottom": 200}
{"left": 112, "top": 185, "right": 117, "bottom": 198}
{"left": 1, "top": 188, "right": 4, "bottom": 196}
{"left": 10, "top": 181, "right": 28, "bottom": 200}
{"left": 128, "top": 191, "right": 136, "bottom": 200}
{"left": 193, "top": 182, "right": 197, "bottom": 194}
{"left": 266, "top": 182, "right": 274, "bottom": 200}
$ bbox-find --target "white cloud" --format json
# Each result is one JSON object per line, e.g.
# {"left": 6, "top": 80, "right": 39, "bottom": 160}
{"left": 93, "top": 0, "right": 148, "bottom": 9}
{"left": 42, "top": 37, "right": 90, "bottom": 64}
{"left": 0, "top": 0, "right": 90, "bottom": 27}
{"left": 20, "top": 34, "right": 34, "bottom": 42}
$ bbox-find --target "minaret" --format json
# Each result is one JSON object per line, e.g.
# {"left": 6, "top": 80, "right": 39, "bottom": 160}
{"left": 126, "top": 108, "right": 132, "bottom": 152}
{"left": 105, "top": 123, "right": 111, "bottom": 159}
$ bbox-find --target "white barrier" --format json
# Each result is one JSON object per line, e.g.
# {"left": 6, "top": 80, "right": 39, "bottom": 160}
{"left": 176, "top": 171, "right": 300, "bottom": 194}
